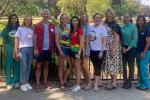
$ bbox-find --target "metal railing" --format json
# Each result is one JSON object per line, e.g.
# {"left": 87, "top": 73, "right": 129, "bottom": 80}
{"left": 0, "top": 44, "right": 139, "bottom": 80}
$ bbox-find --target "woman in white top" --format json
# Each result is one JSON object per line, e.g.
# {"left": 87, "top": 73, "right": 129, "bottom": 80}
{"left": 14, "top": 16, "right": 34, "bottom": 92}
{"left": 87, "top": 13, "right": 107, "bottom": 91}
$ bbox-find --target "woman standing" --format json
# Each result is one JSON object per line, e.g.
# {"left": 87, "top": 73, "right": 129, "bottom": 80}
{"left": 14, "top": 16, "right": 34, "bottom": 92}
{"left": 104, "top": 9, "right": 123, "bottom": 90}
{"left": 55, "top": 14, "right": 72, "bottom": 90}
{"left": 1, "top": 14, "right": 20, "bottom": 89}
{"left": 121, "top": 14, "right": 138, "bottom": 89}
{"left": 88, "top": 13, "right": 107, "bottom": 91}
{"left": 136, "top": 15, "right": 150, "bottom": 90}
{"left": 69, "top": 16, "right": 84, "bottom": 92}
{"left": 80, "top": 13, "right": 91, "bottom": 90}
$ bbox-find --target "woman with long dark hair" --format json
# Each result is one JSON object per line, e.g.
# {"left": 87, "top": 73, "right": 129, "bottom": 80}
{"left": 69, "top": 16, "right": 84, "bottom": 92}
{"left": 136, "top": 15, "right": 150, "bottom": 90}
{"left": 1, "top": 14, "right": 20, "bottom": 89}
{"left": 121, "top": 13, "right": 138, "bottom": 89}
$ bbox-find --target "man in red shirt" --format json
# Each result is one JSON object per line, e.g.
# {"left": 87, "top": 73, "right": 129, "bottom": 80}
{"left": 34, "top": 9, "right": 55, "bottom": 92}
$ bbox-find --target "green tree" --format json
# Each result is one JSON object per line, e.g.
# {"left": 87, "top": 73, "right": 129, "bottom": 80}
{"left": 86, "top": 0, "right": 112, "bottom": 18}
{"left": 57, "top": 0, "right": 87, "bottom": 16}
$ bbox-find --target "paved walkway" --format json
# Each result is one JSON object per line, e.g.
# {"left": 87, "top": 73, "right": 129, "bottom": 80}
{"left": 0, "top": 82, "right": 150, "bottom": 100}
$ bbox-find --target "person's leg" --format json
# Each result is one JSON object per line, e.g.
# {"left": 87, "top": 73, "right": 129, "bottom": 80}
{"left": 122, "top": 53, "right": 128, "bottom": 88}
{"left": 71, "top": 58, "right": 81, "bottom": 91}
{"left": 126, "top": 49, "right": 135, "bottom": 89}
{"left": 82, "top": 57, "right": 91, "bottom": 89}
{"left": 19, "top": 48, "right": 28, "bottom": 91}
{"left": 35, "top": 62, "right": 42, "bottom": 91}
{"left": 64, "top": 56, "right": 72, "bottom": 84}
{"left": 90, "top": 51, "right": 101, "bottom": 91}
{"left": 139, "top": 51, "right": 150, "bottom": 89}
{"left": 12, "top": 59, "right": 20, "bottom": 86}
{"left": 136, "top": 51, "right": 142, "bottom": 87}
{"left": 25, "top": 48, "right": 33, "bottom": 85}
{"left": 5, "top": 46, "right": 13, "bottom": 86}
{"left": 58, "top": 56, "right": 65, "bottom": 87}
{"left": 43, "top": 61, "right": 49, "bottom": 88}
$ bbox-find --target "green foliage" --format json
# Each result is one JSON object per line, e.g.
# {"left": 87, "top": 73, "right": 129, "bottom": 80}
{"left": 57, "top": 0, "right": 87, "bottom": 16}
{"left": 86, "top": 0, "right": 112, "bottom": 18}
{"left": 112, "top": 0, "right": 140, "bottom": 17}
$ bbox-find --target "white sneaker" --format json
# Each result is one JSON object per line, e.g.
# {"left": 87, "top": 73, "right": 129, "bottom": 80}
{"left": 7, "top": 85, "right": 13, "bottom": 90}
{"left": 20, "top": 84, "right": 28, "bottom": 92}
{"left": 70, "top": 85, "right": 76, "bottom": 90}
{"left": 14, "top": 83, "right": 20, "bottom": 89}
{"left": 71, "top": 85, "right": 81, "bottom": 92}
{"left": 26, "top": 83, "right": 32, "bottom": 90}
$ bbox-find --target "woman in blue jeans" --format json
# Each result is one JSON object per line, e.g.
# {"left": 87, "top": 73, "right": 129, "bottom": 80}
{"left": 14, "top": 16, "right": 34, "bottom": 92}
{"left": 136, "top": 15, "right": 150, "bottom": 90}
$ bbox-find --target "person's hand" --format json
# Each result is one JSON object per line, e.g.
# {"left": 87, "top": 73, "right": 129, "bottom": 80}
{"left": 122, "top": 47, "right": 127, "bottom": 53}
{"left": 34, "top": 49, "right": 39, "bottom": 57}
{"left": 110, "top": 49, "right": 115, "bottom": 57}
{"left": 76, "top": 52, "right": 81, "bottom": 60}
{"left": 140, "top": 52, "right": 146, "bottom": 59}
{"left": 59, "top": 50, "right": 64, "bottom": 57}
{"left": 98, "top": 51, "right": 103, "bottom": 59}
{"left": 84, "top": 51, "right": 89, "bottom": 58}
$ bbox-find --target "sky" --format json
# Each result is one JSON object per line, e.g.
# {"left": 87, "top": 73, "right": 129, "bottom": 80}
{"left": 141, "top": 0, "right": 150, "bottom": 6}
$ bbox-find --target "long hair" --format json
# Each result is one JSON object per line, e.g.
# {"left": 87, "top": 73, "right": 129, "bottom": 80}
{"left": 136, "top": 15, "right": 146, "bottom": 32}
{"left": 105, "top": 9, "right": 116, "bottom": 24}
{"left": 6, "top": 13, "right": 20, "bottom": 30}
{"left": 70, "top": 16, "right": 81, "bottom": 33}
{"left": 80, "top": 13, "right": 88, "bottom": 26}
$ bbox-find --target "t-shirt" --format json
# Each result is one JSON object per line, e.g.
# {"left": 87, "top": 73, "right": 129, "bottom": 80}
{"left": 55, "top": 24, "right": 70, "bottom": 48}
{"left": 88, "top": 24, "right": 107, "bottom": 51}
{"left": 70, "top": 27, "right": 83, "bottom": 52}
{"left": 15, "top": 26, "right": 33, "bottom": 48}
{"left": 43, "top": 23, "right": 49, "bottom": 50}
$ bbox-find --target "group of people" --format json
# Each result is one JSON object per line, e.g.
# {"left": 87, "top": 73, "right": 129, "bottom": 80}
{"left": 1, "top": 8, "right": 150, "bottom": 92}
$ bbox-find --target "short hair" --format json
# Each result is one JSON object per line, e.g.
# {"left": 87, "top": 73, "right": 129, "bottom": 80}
{"left": 41, "top": 9, "right": 50, "bottom": 15}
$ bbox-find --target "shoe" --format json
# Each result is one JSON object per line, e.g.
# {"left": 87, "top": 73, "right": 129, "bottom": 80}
{"left": 70, "top": 85, "right": 76, "bottom": 90}
{"left": 14, "top": 83, "right": 20, "bottom": 89}
{"left": 71, "top": 85, "right": 81, "bottom": 92}
{"left": 136, "top": 86, "right": 149, "bottom": 90}
{"left": 20, "top": 84, "right": 28, "bottom": 92}
{"left": 7, "top": 85, "right": 13, "bottom": 90}
{"left": 26, "top": 83, "right": 32, "bottom": 90}
{"left": 105, "top": 84, "right": 117, "bottom": 90}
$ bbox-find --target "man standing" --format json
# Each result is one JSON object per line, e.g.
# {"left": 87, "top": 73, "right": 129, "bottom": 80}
{"left": 34, "top": 9, "right": 55, "bottom": 92}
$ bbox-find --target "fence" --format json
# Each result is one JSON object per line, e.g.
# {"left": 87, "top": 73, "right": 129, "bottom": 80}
{"left": 0, "top": 44, "right": 139, "bottom": 80}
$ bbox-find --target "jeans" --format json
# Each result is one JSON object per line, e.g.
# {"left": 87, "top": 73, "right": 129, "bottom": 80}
{"left": 19, "top": 47, "right": 33, "bottom": 84}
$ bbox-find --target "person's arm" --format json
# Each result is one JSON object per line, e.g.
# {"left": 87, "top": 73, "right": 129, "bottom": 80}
{"left": 33, "top": 25, "right": 39, "bottom": 57}
{"left": 127, "top": 26, "right": 138, "bottom": 51}
{"left": 55, "top": 31, "right": 63, "bottom": 56}
{"left": 1, "top": 28, "right": 7, "bottom": 57}
{"left": 85, "top": 33, "right": 89, "bottom": 57}
{"left": 14, "top": 37, "right": 19, "bottom": 60}
{"left": 141, "top": 26, "right": 150, "bottom": 59}
{"left": 110, "top": 30, "right": 120, "bottom": 57}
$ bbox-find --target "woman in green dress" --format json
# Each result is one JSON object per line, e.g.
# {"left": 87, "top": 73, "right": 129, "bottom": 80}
{"left": 1, "top": 14, "right": 20, "bottom": 89}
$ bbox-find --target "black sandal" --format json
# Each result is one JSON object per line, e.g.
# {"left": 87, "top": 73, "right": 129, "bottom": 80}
{"left": 105, "top": 84, "right": 117, "bottom": 90}
{"left": 60, "top": 84, "right": 67, "bottom": 91}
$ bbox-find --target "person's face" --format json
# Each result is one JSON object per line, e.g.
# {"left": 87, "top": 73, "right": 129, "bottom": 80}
{"left": 60, "top": 15, "right": 68, "bottom": 25}
{"left": 124, "top": 14, "right": 131, "bottom": 24}
{"left": 24, "top": 16, "right": 32, "bottom": 27}
{"left": 137, "top": 17, "right": 145, "bottom": 27}
{"left": 42, "top": 11, "right": 50, "bottom": 21}
{"left": 11, "top": 16, "right": 17, "bottom": 25}
{"left": 106, "top": 11, "right": 114, "bottom": 22}
{"left": 72, "top": 18, "right": 79, "bottom": 28}
{"left": 93, "top": 14, "right": 102, "bottom": 26}
{"left": 82, "top": 14, "right": 88, "bottom": 24}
